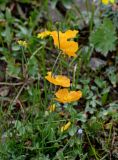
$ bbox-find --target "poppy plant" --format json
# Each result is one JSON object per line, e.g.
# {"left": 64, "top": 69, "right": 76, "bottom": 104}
{"left": 55, "top": 88, "right": 82, "bottom": 103}
{"left": 45, "top": 72, "right": 70, "bottom": 87}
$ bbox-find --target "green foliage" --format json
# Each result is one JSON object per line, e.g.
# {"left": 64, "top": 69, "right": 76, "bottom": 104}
{"left": 90, "top": 18, "right": 117, "bottom": 56}
{"left": 0, "top": 1, "right": 118, "bottom": 160}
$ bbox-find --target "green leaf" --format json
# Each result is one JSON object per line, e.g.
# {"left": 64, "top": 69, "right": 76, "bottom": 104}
{"left": 61, "top": 0, "right": 73, "bottom": 9}
{"left": 28, "top": 57, "right": 39, "bottom": 77}
{"left": 101, "top": 87, "right": 110, "bottom": 105}
{"left": 106, "top": 67, "right": 117, "bottom": 87}
{"left": 90, "top": 18, "right": 117, "bottom": 56}
{"left": 77, "top": 112, "right": 87, "bottom": 122}
{"left": 95, "top": 77, "right": 106, "bottom": 88}
{"left": 50, "top": 0, "right": 58, "bottom": 9}
{"left": 69, "top": 125, "right": 77, "bottom": 136}
{"left": 5, "top": 7, "right": 12, "bottom": 23}
{"left": 4, "top": 25, "right": 12, "bottom": 45}
{"left": 6, "top": 59, "right": 21, "bottom": 78}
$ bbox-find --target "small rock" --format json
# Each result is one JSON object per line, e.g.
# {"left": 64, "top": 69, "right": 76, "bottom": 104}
{"left": 90, "top": 57, "right": 106, "bottom": 70}
{"left": 0, "top": 86, "right": 9, "bottom": 97}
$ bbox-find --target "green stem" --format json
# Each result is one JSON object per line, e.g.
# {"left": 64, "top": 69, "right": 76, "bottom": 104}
{"left": 27, "top": 46, "right": 43, "bottom": 65}
{"left": 51, "top": 51, "right": 62, "bottom": 74}
{"left": 89, "top": 1, "right": 95, "bottom": 32}
{"left": 85, "top": 129, "right": 100, "bottom": 160}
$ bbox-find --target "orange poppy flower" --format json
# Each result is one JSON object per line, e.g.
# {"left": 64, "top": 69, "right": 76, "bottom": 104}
{"left": 37, "top": 30, "right": 79, "bottom": 57}
{"left": 45, "top": 72, "right": 70, "bottom": 87}
{"left": 61, "top": 121, "right": 71, "bottom": 132}
{"left": 55, "top": 89, "right": 82, "bottom": 103}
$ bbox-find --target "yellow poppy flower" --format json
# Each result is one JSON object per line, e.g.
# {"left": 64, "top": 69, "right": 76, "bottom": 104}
{"left": 45, "top": 72, "right": 70, "bottom": 87}
{"left": 63, "top": 30, "right": 79, "bottom": 39}
{"left": 37, "top": 30, "right": 79, "bottom": 57}
{"left": 55, "top": 89, "right": 82, "bottom": 103}
{"left": 50, "top": 30, "right": 78, "bottom": 46}
{"left": 50, "top": 30, "right": 78, "bottom": 57}
{"left": 61, "top": 121, "right": 71, "bottom": 132}
{"left": 60, "top": 41, "right": 78, "bottom": 57}
{"left": 18, "top": 40, "right": 27, "bottom": 48}
{"left": 102, "top": 0, "right": 115, "bottom": 4}
{"left": 48, "top": 104, "right": 56, "bottom": 112}
{"left": 37, "top": 31, "right": 51, "bottom": 39}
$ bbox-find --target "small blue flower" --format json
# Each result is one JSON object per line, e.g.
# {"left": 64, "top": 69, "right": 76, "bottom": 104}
{"left": 77, "top": 128, "right": 83, "bottom": 135}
